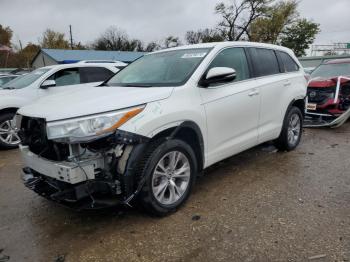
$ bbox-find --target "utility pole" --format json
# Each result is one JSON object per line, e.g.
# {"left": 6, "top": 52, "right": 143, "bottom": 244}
{"left": 19, "top": 40, "right": 23, "bottom": 51}
{"left": 69, "top": 25, "right": 73, "bottom": 49}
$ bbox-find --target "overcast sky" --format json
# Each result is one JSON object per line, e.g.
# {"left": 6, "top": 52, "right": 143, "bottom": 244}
{"left": 0, "top": 0, "right": 349, "bottom": 48}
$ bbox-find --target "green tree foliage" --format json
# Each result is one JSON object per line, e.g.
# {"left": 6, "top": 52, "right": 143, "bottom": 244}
{"left": 186, "top": 29, "right": 224, "bottom": 44}
{"left": 40, "top": 29, "right": 70, "bottom": 49}
{"left": 280, "top": 19, "right": 320, "bottom": 57}
{"left": 0, "top": 25, "right": 13, "bottom": 47}
{"left": 249, "top": 0, "right": 298, "bottom": 43}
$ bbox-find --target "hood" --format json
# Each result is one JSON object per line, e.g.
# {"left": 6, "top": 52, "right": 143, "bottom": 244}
{"left": 19, "top": 85, "right": 174, "bottom": 121}
{"left": 308, "top": 76, "right": 350, "bottom": 88}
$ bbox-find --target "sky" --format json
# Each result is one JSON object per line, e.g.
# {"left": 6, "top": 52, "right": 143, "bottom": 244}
{"left": 0, "top": 0, "right": 349, "bottom": 49}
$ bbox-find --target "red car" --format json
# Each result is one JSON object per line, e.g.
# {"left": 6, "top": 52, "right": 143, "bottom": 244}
{"left": 306, "top": 59, "right": 350, "bottom": 126}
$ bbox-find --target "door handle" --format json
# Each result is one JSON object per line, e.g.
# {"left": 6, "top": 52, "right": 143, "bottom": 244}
{"left": 248, "top": 90, "right": 259, "bottom": 97}
{"left": 284, "top": 81, "right": 292, "bottom": 87}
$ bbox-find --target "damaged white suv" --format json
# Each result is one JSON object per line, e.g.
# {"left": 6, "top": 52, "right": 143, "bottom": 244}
{"left": 17, "top": 42, "right": 306, "bottom": 215}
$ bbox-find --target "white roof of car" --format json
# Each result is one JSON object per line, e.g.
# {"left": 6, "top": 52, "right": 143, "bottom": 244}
{"left": 152, "top": 41, "right": 294, "bottom": 55}
{"left": 41, "top": 62, "right": 125, "bottom": 71}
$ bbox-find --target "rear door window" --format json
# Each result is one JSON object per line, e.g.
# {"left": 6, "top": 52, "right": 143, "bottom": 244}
{"left": 277, "top": 51, "right": 299, "bottom": 73}
{"left": 80, "top": 67, "right": 114, "bottom": 83}
{"left": 208, "top": 47, "right": 250, "bottom": 82}
{"left": 250, "top": 48, "right": 280, "bottom": 77}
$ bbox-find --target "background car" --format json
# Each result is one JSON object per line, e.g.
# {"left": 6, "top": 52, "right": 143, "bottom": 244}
{"left": 306, "top": 59, "right": 350, "bottom": 119}
{"left": 0, "top": 61, "right": 125, "bottom": 149}
{"left": 0, "top": 75, "right": 18, "bottom": 87}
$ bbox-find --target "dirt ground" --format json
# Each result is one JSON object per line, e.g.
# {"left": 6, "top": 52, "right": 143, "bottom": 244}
{"left": 0, "top": 124, "right": 349, "bottom": 262}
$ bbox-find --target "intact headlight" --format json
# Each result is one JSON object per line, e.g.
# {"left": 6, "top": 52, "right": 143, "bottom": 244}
{"left": 46, "top": 105, "right": 145, "bottom": 141}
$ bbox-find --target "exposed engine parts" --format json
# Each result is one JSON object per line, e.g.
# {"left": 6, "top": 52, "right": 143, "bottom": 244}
{"left": 19, "top": 116, "right": 150, "bottom": 210}
{"left": 305, "top": 76, "right": 350, "bottom": 128}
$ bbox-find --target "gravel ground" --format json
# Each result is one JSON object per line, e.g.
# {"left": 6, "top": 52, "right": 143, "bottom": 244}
{"left": 0, "top": 124, "right": 349, "bottom": 262}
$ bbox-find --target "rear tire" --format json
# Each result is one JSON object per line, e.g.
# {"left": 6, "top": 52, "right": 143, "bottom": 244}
{"left": 275, "top": 106, "right": 303, "bottom": 151}
{"left": 137, "top": 139, "right": 197, "bottom": 216}
{"left": 0, "top": 112, "right": 20, "bottom": 149}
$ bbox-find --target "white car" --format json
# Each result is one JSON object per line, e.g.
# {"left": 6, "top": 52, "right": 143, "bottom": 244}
{"left": 0, "top": 62, "right": 125, "bottom": 148}
{"left": 17, "top": 42, "right": 307, "bottom": 215}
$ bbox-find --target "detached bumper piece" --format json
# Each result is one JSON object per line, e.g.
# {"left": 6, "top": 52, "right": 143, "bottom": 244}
{"left": 304, "top": 108, "right": 350, "bottom": 128}
{"left": 305, "top": 76, "right": 350, "bottom": 128}
{"left": 22, "top": 168, "right": 122, "bottom": 210}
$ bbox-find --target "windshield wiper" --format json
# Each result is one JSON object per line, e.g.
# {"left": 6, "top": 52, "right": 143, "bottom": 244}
{"left": 1, "top": 87, "right": 15, "bottom": 90}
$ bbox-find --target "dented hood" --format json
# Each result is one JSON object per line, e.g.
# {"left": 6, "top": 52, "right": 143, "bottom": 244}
{"left": 18, "top": 85, "right": 174, "bottom": 121}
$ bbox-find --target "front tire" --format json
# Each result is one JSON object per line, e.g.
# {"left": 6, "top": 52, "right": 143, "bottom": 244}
{"left": 0, "top": 112, "right": 21, "bottom": 149}
{"left": 275, "top": 106, "right": 303, "bottom": 151}
{"left": 137, "top": 139, "right": 197, "bottom": 216}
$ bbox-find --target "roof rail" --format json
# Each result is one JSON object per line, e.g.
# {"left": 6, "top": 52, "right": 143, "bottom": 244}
{"left": 77, "top": 60, "right": 126, "bottom": 64}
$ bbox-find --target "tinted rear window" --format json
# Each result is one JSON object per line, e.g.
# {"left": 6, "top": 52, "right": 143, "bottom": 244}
{"left": 80, "top": 67, "right": 114, "bottom": 83}
{"left": 251, "top": 48, "right": 280, "bottom": 77}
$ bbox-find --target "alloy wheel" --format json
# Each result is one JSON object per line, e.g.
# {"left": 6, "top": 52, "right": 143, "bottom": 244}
{"left": 287, "top": 113, "right": 301, "bottom": 146}
{"left": 151, "top": 151, "right": 191, "bottom": 205}
{"left": 0, "top": 120, "right": 21, "bottom": 146}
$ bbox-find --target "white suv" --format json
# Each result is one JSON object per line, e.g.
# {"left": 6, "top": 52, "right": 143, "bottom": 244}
{"left": 0, "top": 62, "right": 125, "bottom": 148}
{"left": 17, "top": 42, "right": 306, "bottom": 215}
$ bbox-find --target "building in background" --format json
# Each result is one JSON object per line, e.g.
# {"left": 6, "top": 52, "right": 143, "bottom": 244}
{"left": 31, "top": 49, "right": 146, "bottom": 68}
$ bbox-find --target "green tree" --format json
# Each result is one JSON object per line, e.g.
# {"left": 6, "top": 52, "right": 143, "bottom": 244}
{"left": 249, "top": 0, "right": 298, "bottom": 43}
{"left": 280, "top": 19, "right": 320, "bottom": 57}
{"left": 0, "top": 24, "right": 13, "bottom": 47}
{"left": 40, "top": 29, "right": 70, "bottom": 49}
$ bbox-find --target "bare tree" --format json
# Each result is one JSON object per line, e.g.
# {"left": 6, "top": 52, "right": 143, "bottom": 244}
{"left": 215, "top": 0, "right": 271, "bottom": 41}
{"left": 163, "top": 36, "right": 181, "bottom": 48}
{"left": 186, "top": 28, "right": 224, "bottom": 44}
{"left": 144, "top": 41, "right": 161, "bottom": 52}
{"left": 93, "top": 26, "right": 146, "bottom": 51}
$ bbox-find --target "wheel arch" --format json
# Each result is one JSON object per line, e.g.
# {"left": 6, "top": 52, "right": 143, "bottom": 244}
{"left": 0, "top": 107, "right": 19, "bottom": 115}
{"left": 150, "top": 121, "right": 205, "bottom": 171}
{"left": 290, "top": 98, "right": 305, "bottom": 117}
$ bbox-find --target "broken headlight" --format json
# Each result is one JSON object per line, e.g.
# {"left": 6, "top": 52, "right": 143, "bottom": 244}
{"left": 46, "top": 105, "right": 145, "bottom": 141}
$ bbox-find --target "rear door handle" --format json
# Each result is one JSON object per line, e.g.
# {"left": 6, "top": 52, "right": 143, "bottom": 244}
{"left": 248, "top": 90, "right": 259, "bottom": 97}
{"left": 284, "top": 80, "right": 292, "bottom": 87}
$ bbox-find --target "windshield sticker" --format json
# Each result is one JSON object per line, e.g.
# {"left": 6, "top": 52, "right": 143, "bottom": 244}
{"left": 181, "top": 52, "right": 207, "bottom": 59}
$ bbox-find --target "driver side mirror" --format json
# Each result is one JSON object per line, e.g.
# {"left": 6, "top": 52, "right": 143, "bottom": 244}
{"left": 199, "top": 67, "right": 236, "bottom": 87}
{"left": 40, "top": 80, "right": 56, "bottom": 89}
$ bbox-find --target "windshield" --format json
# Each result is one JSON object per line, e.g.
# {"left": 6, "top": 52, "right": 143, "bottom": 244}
{"left": 0, "top": 76, "right": 17, "bottom": 86}
{"left": 311, "top": 63, "right": 350, "bottom": 79}
{"left": 107, "top": 48, "right": 211, "bottom": 87}
{"left": 2, "top": 68, "right": 50, "bottom": 89}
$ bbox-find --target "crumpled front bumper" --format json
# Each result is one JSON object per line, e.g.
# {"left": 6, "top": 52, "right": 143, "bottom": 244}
{"left": 20, "top": 146, "right": 122, "bottom": 210}
{"left": 22, "top": 168, "right": 123, "bottom": 210}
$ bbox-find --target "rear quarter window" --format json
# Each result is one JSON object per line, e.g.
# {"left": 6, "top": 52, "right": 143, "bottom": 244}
{"left": 80, "top": 67, "right": 114, "bottom": 83}
{"left": 277, "top": 51, "right": 299, "bottom": 73}
{"left": 250, "top": 48, "right": 280, "bottom": 77}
